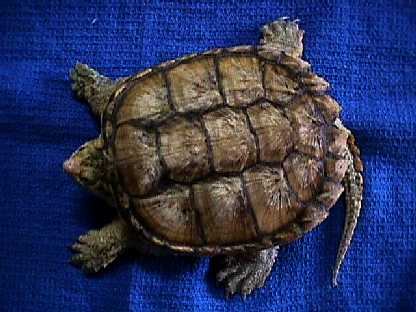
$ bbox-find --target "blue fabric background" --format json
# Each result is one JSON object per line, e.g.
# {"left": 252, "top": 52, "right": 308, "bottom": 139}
{"left": 1, "top": 1, "right": 415, "bottom": 311}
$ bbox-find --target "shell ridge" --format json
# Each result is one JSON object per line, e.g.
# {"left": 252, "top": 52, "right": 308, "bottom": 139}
{"left": 199, "top": 115, "right": 216, "bottom": 173}
{"left": 213, "top": 55, "right": 227, "bottom": 105}
{"left": 189, "top": 185, "right": 208, "bottom": 244}
{"left": 256, "top": 46, "right": 268, "bottom": 99}
{"left": 281, "top": 154, "right": 304, "bottom": 205}
{"left": 239, "top": 174, "right": 261, "bottom": 236}
{"left": 161, "top": 70, "right": 177, "bottom": 113}
{"left": 242, "top": 107, "right": 261, "bottom": 163}
{"left": 154, "top": 127, "right": 168, "bottom": 173}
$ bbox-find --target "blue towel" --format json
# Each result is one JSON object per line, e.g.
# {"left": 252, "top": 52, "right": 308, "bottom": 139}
{"left": 1, "top": 1, "right": 415, "bottom": 311}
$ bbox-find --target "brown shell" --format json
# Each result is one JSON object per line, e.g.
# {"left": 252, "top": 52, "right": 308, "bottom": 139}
{"left": 103, "top": 46, "right": 348, "bottom": 255}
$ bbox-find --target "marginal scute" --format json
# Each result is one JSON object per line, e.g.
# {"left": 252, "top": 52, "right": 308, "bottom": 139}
{"left": 218, "top": 56, "right": 263, "bottom": 107}
{"left": 279, "top": 53, "right": 311, "bottom": 73}
{"left": 201, "top": 48, "right": 222, "bottom": 56}
{"left": 271, "top": 222, "right": 303, "bottom": 245}
{"left": 132, "top": 185, "right": 203, "bottom": 245}
{"left": 317, "top": 181, "right": 344, "bottom": 209}
{"left": 283, "top": 153, "right": 324, "bottom": 202}
{"left": 290, "top": 95, "right": 326, "bottom": 159}
{"left": 301, "top": 72, "right": 329, "bottom": 93}
{"left": 328, "top": 127, "right": 349, "bottom": 156}
{"left": 203, "top": 108, "right": 256, "bottom": 173}
{"left": 348, "top": 135, "right": 364, "bottom": 172}
{"left": 167, "top": 57, "right": 223, "bottom": 113}
{"left": 115, "top": 124, "right": 161, "bottom": 196}
{"left": 313, "top": 95, "right": 341, "bottom": 123}
{"left": 256, "top": 47, "right": 280, "bottom": 61}
{"left": 117, "top": 73, "right": 171, "bottom": 124}
{"left": 243, "top": 166, "right": 302, "bottom": 235}
{"left": 325, "top": 158, "right": 348, "bottom": 183}
{"left": 159, "top": 117, "right": 210, "bottom": 182}
{"left": 131, "top": 68, "right": 153, "bottom": 80}
{"left": 246, "top": 102, "right": 293, "bottom": 162}
{"left": 264, "top": 64, "right": 299, "bottom": 103}
{"left": 299, "top": 204, "right": 329, "bottom": 232}
{"left": 192, "top": 177, "right": 257, "bottom": 244}
{"left": 174, "top": 53, "right": 200, "bottom": 65}
{"left": 225, "top": 45, "right": 254, "bottom": 54}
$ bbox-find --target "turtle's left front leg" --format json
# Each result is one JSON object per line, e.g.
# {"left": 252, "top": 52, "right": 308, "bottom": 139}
{"left": 70, "top": 63, "right": 125, "bottom": 118}
{"left": 71, "top": 218, "right": 135, "bottom": 273}
{"left": 217, "top": 246, "right": 279, "bottom": 298}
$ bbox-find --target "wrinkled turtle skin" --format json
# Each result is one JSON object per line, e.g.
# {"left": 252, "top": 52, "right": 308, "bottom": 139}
{"left": 65, "top": 18, "right": 363, "bottom": 298}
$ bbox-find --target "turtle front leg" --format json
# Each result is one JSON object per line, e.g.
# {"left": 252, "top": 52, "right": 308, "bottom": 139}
{"left": 217, "top": 246, "right": 279, "bottom": 298}
{"left": 70, "top": 63, "right": 125, "bottom": 118}
{"left": 71, "top": 218, "right": 135, "bottom": 273}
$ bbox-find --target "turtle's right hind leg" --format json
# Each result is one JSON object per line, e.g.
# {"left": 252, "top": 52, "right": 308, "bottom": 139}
{"left": 216, "top": 246, "right": 279, "bottom": 298}
{"left": 70, "top": 63, "right": 122, "bottom": 118}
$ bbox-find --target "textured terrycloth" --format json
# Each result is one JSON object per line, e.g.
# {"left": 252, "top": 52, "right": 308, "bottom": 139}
{"left": 1, "top": 1, "right": 415, "bottom": 311}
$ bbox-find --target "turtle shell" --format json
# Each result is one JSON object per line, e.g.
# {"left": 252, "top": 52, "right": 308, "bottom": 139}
{"left": 102, "top": 46, "right": 349, "bottom": 254}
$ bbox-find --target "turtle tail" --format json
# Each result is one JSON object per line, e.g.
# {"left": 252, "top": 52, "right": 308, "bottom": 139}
{"left": 332, "top": 134, "right": 364, "bottom": 286}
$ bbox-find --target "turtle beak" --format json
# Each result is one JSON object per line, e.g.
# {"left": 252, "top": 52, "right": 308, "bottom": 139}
{"left": 63, "top": 156, "right": 81, "bottom": 176}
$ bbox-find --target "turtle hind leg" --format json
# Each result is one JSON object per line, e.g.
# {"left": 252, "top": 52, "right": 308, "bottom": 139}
{"left": 216, "top": 246, "right": 279, "bottom": 298}
{"left": 71, "top": 218, "right": 135, "bottom": 273}
{"left": 70, "top": 63, "right": 120, "bottom": 118}
{"left": 259, "top": 18, "right": 304, "bottom": 59}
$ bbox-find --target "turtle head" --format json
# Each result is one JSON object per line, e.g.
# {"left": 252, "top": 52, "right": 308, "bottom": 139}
{"left": 64, "top": 138, "right": 114, "bottom": 206}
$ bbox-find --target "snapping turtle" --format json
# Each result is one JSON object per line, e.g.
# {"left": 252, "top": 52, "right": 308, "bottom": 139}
{"left": 65, "top": 19, "right": 363, "bottom": 297}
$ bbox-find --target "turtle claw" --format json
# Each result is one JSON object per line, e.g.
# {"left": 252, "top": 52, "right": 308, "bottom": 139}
{"left": 70, "top": 237, "right": 116, "bottom": 274}
{"left": 70, "top": 252, "right": 101, "bottom": 274}
{"left": 70, "top": 222, "right": 125, "bottom": 274}
{"left": 216, "top": 247, "right": 279, "bottom": 298}
{"left": 218, "top": 262, "right": 265, "bottom": 298}
{"left": 70, "top": 242, "right": 84, "bottom": 253}
{"left": 216, "top": 265, "right": 239, "bottom": 283}
{"left": 78, "top": 230, "right": 98, "bottom": 244}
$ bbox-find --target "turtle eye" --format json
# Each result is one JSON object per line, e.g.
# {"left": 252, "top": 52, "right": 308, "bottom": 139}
{"left": 78, "top": 153, "right": 103, "bottom": 184}
{"left": 79, "top": 167, "right": 97, "bottom": 184}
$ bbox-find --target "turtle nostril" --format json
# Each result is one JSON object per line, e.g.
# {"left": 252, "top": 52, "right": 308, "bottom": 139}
{"left": 64, "top": 158, "right": 80, "bottom": 175}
